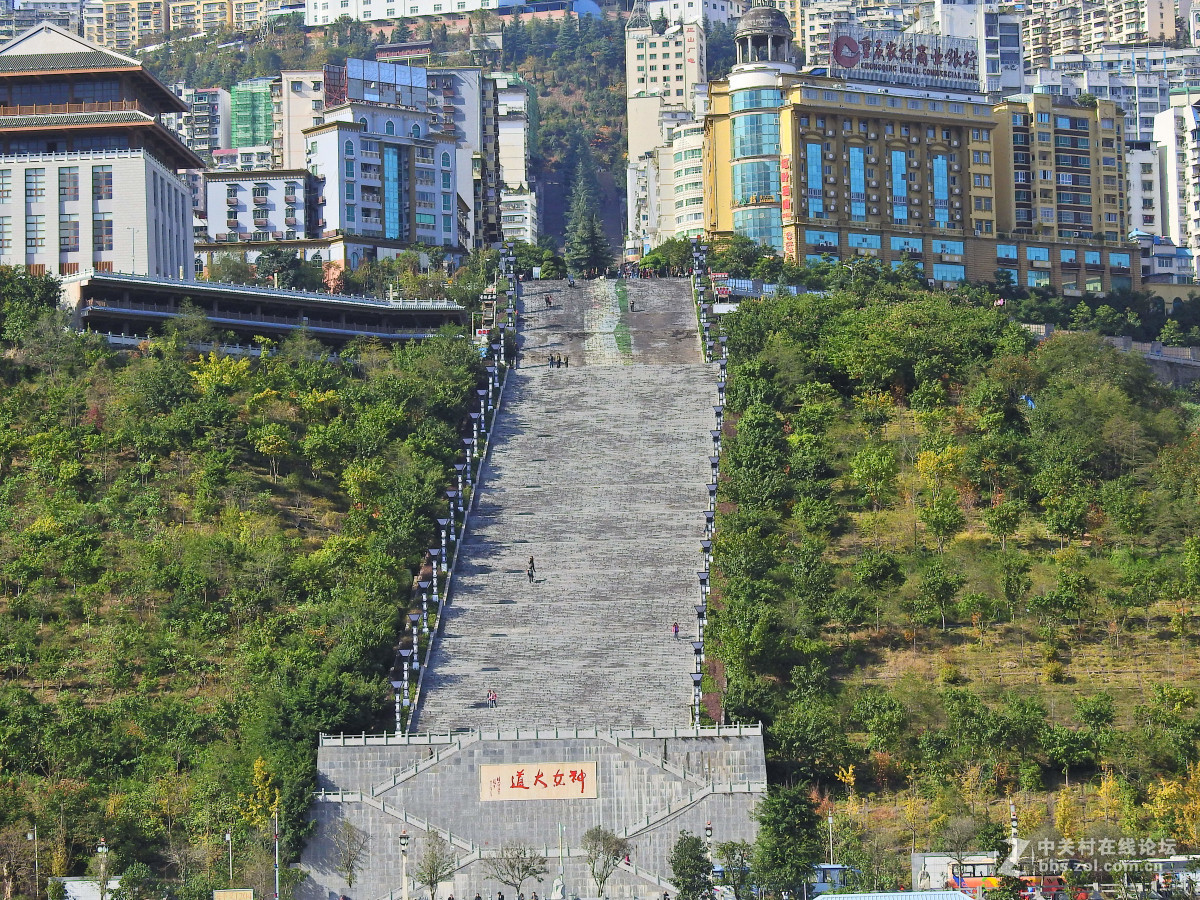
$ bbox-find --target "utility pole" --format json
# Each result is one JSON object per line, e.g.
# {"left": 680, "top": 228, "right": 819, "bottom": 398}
{"left": 225, "top": 829, "right": 234, "bottom": 883}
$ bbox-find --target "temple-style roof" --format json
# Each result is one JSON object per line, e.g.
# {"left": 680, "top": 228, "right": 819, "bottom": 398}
{"left": 0, "top": 23, "right": 186, "bottom": 113}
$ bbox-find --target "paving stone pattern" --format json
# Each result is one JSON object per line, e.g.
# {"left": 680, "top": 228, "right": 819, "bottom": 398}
{"left": 415, "top": 278, "right": 715, "bottom": 730}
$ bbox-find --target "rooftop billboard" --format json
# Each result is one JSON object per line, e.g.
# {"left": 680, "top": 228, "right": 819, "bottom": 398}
{"left": 827, "top": 25, "right": 981, "bottom": 94}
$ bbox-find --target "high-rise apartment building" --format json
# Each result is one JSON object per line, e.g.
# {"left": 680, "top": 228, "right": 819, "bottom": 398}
{"left": 1022, "top": 0, "right": 1175, "bottom": 71}
{"left": 626, "top": 1, "right": 706, "bottom": 164}
{"left": 1125, "top": 139, "right": 1164, "bottom": 234}
{"left": 703, "top": 8, "right": 1138, "bottom": 293}
{"left": 1025, "top": 67, "right": 1169, "bottom": 141}
{"left": 273, "top": 69, "right": 324, "bottom": 168}
{"left": 0, "top": 23, "right": 202, "bottom": 277}
{"left": 163, "top": 84, "right": 232, "bottom": 160}
{"left": 427, "top": 67, "right": 502, "bottom": 248}
{"left": 912, "top": 0, "right": 1024, "bottom": 98}
{"left": 100, "top": 0, "right": 166, "bottom": 51}
{"left": 646, "top": 0, "right": 741, "bottom": 25}
{"left": 495, "top": 72, "right": 537, "bottom": 245}
{"left": 993, "top": 93, "right": 1126, "bottom": 243}
{"left": 231, "top": 77, "right": 274, "bottom": 147}
{"left": 1153, "top": 93, "right": 1200, "bottom": 269}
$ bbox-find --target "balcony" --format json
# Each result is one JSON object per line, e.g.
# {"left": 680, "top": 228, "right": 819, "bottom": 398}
{"left": 226, "top": 197, "right": 239, "bottom": 206}
{"left": 284, "top": 193, "right": 298, "bottom": 203}
{"left": 253, "top": 195, "right": 268, "bottom": 205}
{"left": 284, "top": 216, "right": 297, "bottom": 225}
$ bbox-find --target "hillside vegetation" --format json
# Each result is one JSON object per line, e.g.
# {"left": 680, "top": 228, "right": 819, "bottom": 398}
{"left": 0, "top": 268, "right": 481, "bottom": 900}
{"left": 712, "top": 259, "right": 1200, "bottom": 886}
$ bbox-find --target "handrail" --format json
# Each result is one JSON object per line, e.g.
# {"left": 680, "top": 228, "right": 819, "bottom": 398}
{"left": 318, "top": 723, "right": 764, "bottom": 745}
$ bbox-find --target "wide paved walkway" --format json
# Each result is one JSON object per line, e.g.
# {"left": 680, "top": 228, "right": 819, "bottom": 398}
{"left": 415, "top": 277, "right": 716, "bottom": 730}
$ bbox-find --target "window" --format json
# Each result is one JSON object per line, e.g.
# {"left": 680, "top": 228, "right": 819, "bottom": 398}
{"left": 974, "top": 197, "right": 993, "bottom": 211}
{"left": 58, "top": 167, "right": 79, "bottom": 201}
{"left": 0, "top": 216, "right": 8, "bottom": 249}
{"left": 25, "top": 169, "right": 45, "bottom": 201}
{"left": 996, "top": 244, "right": 1018, "bottom": 260}
{"left": 0, "top": 170, "right": 9, "bottom": 202}
{"left": 25, "top": 214, "right": 44, "bottom": 250}
{"left": 92, "top": 213, "right": 113, "bottom": 251}
{"left": 91, "top": 165, "right": 112, "bottom": 199}
{"left": 1060, "top": 249, "right": 1076, "bottom": 262}
{"left": 1026, "top": 246, "right": 1049, "bottom": 261}
{"left": 412, "top": 123, "right": 422, "bottom": 138}
{"left": 345, "top": 182, "right": 355, "bottom": 201}
{"left": 932, "top": 240, "right": 964, "bottom": 254}
{"left": 441, "top": 152, "right": 451, "bottom": 167}
{"left": 59, "top": 214, "right": 79, "bottom": 252}
{"left": 442, "top": 214, "right": 452, "bottom": 233}
{"left": 358, "top": 117, "right": 368, "bottom": 128}
{"left": 442, "top": 172, "right": 452, "bottom": 189}
{"left": 345, "top": 139, "right": 355, "bottom": 156}
{"left": 972, "top": 151, "right": 991, "bottom": 164}
{"left": 973, "top": 174, "right": 992, "bottom": 188}
{"left": 346, "top": 204, "right": 355, "bottom": 222}
{"left": 345, "top": 160, "right": 354, "bottom": 178}
{"left": 385, "top": 120, "right": 395, "bottom": 135}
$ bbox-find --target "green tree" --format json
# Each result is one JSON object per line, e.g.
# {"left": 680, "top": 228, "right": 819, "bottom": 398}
{"left": 483, "top": 845, "right": 549, "bottom": 899}
{"left": 254, "top": 248, "right": 304, "bottom": 288}
{"left": 668, "top": 832, "right": 712, "bottom": 900}
{"left": 414, "top": 833, "right": 458, "bottom": 900}
{"left": 983, "top": 499, "right": 1025, "bottom": 551}
{"left": 207, "top": 252, "right": 255, "bottom": 284}
{"left": 714, "top": 841, "right": 753, "bottom": 900}
{"left": 920, "top": 491, "right": 966, "bottom": 552}
{"left": 751, "top": 784, "right": 822, "bottom": 896}
{"left": 919, "top": 560, "right": 966, "bottom": 632}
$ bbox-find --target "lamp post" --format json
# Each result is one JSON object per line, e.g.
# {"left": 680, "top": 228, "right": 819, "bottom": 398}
{"left": 719, "top": 336, "right": 728, "bottom": 358}
{"left": 447, "top": 489, "right": 462, "bottom": 522}
{"left": 705, "top": 821, "right": 713, "bottom": 869}
{"left": 462, "top": 438, "right": 475, "bottom": 485}
{"left": 691, "top": 640, "right": 704, "bottom": 674}
{"left": 705, "top": 340, "right": 715, "bottom": 362}
{"left": 707, "top": 481, "right": 718, "bottom": 511}
{"left": 223, "top": 830, "right": 233, "bottom": 883}
{"left": 469, "top": 413, "right": 481, "bottom": 454}
{"left": 690, "top": 672, "right": 703, "bottom": 725}
{"left": 476, "top": 388, "right": 488, "bottom": 430}
{"left": 708, "top": 455, "right": 719, "bottom": 481}
{"left": 453, "top": 463, "right": 466, "bottom": 499}
{"left": 390, "top": 671, "right": 404, "bottom": 731}
{"left": 400, "top": 830, "right": 410, "bottom": 900}
{"left": 408, "top": 613, "right": 421, "bottom": 657}
{"left": 713, "top": 405, "right": 724, "bottom": 428}
{"left": 26, "top": 825, "right": 37, "bottom": 900}
{"left": 697, "top": 571, "right": 709, "bottom": 606}
{"left": 703, "top": 509, "right": 714, "bottom": 538}
{"left": 716, "top": 380, "right": 726, "bottom": 404}
{"left": 427, "top": 553, "right": 439, "bottom": 629}
{"left": 97, "top": 839, "right": 109, "bottom": 900}
{"left": 710, "top": 429, "right": 722, "bottom": 455}
{"left": 436, "top": 518, "right": 449, "bottom": 561}
{"left": 701, "top": 540, "right": 712, "bottom": 567}
{"left": 486, "top": 363, "right": 498, "bottom": 409}
{"left": 695, "top": 603, "right": 706, "bottom": 641}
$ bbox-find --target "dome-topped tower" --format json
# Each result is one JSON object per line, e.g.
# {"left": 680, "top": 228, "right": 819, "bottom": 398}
{"left": 734, "top": 0, "right": 795, "bottom": 69}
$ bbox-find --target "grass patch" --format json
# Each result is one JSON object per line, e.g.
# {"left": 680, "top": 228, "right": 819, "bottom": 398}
{"left": 614, "top": 279, "right": 632, "bottom": 358}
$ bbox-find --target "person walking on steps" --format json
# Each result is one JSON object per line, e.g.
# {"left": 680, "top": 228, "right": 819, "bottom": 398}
{"left": 673, "top": 621, "right": 679, "bottom": 639}
{"left": 527, "top": 556, "right": 536, "bottom": 583}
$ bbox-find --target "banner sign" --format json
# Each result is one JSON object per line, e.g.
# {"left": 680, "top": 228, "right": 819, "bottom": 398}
{"left": 480, "top": 762, "right": 598, "bottom": 801}
{"left": 827, "top": 25, "right": 980, "bottom": 93}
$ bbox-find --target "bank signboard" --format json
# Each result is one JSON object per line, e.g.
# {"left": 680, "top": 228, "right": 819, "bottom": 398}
{"left": 827, "top": 25, "right": 980, "bottom": 94}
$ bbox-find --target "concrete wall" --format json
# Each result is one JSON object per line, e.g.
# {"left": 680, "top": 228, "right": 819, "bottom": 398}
{"left": 299, "top": 727, "right": 767, "bottom": 900}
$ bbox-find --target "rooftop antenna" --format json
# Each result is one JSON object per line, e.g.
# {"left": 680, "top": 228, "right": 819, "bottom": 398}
{"left": 627, "top": 0, "right": 651, "bottom": 30}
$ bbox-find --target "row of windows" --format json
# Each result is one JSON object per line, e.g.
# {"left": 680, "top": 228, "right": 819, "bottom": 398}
{"left": 0, "top": 166, "right": 112, "bottom": 202}
{"left": 0, "top": 212, "right": 113, "bottom": 252}
{"left": 806, "top": 231, "right": 965, "bottom": 255}
{"left": 997, "top": 245, "right": 1129, "bottom": 267}
{"left": 796, "top": 91, "right": 987, "bottom": 116}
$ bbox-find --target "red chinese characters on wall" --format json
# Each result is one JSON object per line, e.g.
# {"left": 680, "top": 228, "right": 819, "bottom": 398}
{"left": 480, "top": 763, "right": 598, "bottom": 801}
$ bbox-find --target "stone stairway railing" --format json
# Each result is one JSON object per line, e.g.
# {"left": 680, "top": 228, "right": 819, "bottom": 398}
{"left": 314, "top": 791, "right": 480, "bottom": 854}
{"left": 618, "top": 781, "right": 768, "bottom": 840}
{"left": 370, "top": 733, "right": 482, "bottom": 796}
{"left": 595, "top": 732, "right": 707, "bottom": 787}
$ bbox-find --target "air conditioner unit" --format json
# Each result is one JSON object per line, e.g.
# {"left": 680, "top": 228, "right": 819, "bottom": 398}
{"left": 826, "top": 175, "right": 836, "bottom": 183}
{"left": 825, "top": 152, "right": 835, "bottom": 160}
{"left": 870, "top": 194, "right": 879, "bottom": 201}
{"left": 842, "top": 153, "right": 849, "bottom": 160}
{"left": 826, "top": 130, "right": 835, "bottom": 136}
{"left": 868, "top": 156, "right": 877, "bottom": 163}
{"left": 869, "top": 179, "right": 878, "bottom": 187}
{"left": 952, "top": 187, "right": 962, "bottom": 195}
{"left": 910, "top": 136, "right": 920, "bottom": 143}
{"left": 912, "top": 196, "right": 922, "bottom": 204}
{"left": 870, "top": 206, "right": 879, "bottom": 214}
{"left": 953, "top": 212, "right": 963, "bottom": 220}
{"left": 869, "top": 132, "right": 877, "bottom": 139}
{"left": 952, "top": 164, "right": 961, "bottom": 171}
{"left": 951, "top": 139, "right": 960, "bottom": 146}
{"left": 954, "top": 201, "right": 962, "bottom": 209}
{"left": 827, "top": 189, "right": 838, "bottom": 197}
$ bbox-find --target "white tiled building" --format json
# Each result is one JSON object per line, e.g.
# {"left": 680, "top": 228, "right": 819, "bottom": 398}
{"left": 1125, "top": 140, "right": 1165, "bottom": 235}
{"left": 1153, "top": 94, "right": 1200, "bottom": 278}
